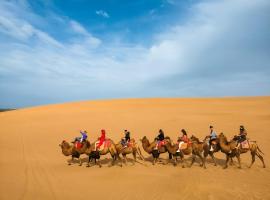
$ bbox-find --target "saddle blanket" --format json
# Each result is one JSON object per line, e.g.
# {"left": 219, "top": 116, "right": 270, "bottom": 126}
{"left": 97, "top": 139, "right": 111, "bottom": 151}
{"left": 158, "top": 140, "right": 166, "bottom": 148}
{"left": 180, "top": 143, "right": 188, "bottom": 150}
{"left": 75, "top": 141, "right": 83, "bottom": 150}
{"left": 241, "top": 140, "right": 249, "bottom": 149}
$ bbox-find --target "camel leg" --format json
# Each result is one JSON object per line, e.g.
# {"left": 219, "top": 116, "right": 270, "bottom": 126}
{"left": 189, "top": 154, "right": 196, "bottom": 168}
{"left": 198, "top": 153, "right": 206, "bottom": 169}
{"left": 79, "top": 157, "right": 82, "bottom": 166}
{"left": 87, "top": 156, "right": 92, "bottom": 167}
{"left": 236, "top": 154, "right": 242, "bottom": 169}
{"left": 68, "top": 156, "right": 75, "bottom": 165}
{"left": 152, "top": 157, "right": 157, "bottom": 165}
{"left": 152, "top": 157, "right": 155, "bottom": 165}
{"left": 179, "top": 153, "right": 185, "bottom": 168}
{"left": 110, "top": 154, "right": 115, "bottom": 167}
{"left": 223, "top": 154, "right": 229, "bottom": 169}
{"left": 209, "top": 152, "right": 217, "bottom": 166}
{"left": 229, "top": 157, "right": 234, "bottom": 165}
{"left": 123, "top": 154, "right": 128, "bottom": 165}
{"left": 248, "top": 151, "right": 255, "bottom": 168}
{"left": 116, "top": 153, "right": 123, "bottom": 167}
{"left": 137, "top": 147, "right": 145, "bottom": 161}
{"left": 97, "top": 159, "right": 102, "bottom": 168}
{"left": 173, "top": 156, "right": 177, "bottom": 166}
{"left": 132, "top": 151, "right": 137, "bottom": 165}
{"left": 255, "top": 152, "right": 266, "bottom": 168}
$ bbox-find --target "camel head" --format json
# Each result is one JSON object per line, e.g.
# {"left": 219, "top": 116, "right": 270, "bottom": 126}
{"left": 219, "top": 132, "right": 225, "bottom": 138}
{"left": 59, "top": 140, "right": 70, "bottom": 149}
{"left": 203, "top": 135, "right": 210, "bottom": 142}
{"left": 163, "top": 137, "right": 172, "bottom": 145}
{"left": 141, "top": 136, "right": 148, "bottom": 143}
{"left": 190, "top": 135, "right": 199, "bottom": 143}
{"left": 218, "top": 132, "right": 228, "bottom": 143}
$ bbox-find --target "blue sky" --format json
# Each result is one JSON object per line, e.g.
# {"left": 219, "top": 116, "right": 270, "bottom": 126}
{"left": 0, "top": 0, "right": 270, "bottom": 108}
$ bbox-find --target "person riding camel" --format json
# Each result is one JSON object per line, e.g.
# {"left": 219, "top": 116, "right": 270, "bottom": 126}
{"left": 80, "top": 130, "right": 88, "bottom": 143}
{"left": 95, "top": 129, "right": 106, "bottom": 151}
{"left": 73, "top": 130, "right": 87, "bottom": 143}
{"left": 155, "top": 129, "right": 165, "bottom": 149}
{"left": 209, "top": 125, "right": 217, "bottom": 151}
{"left": 236, "top": 125, "right": 247, "bottom": 148}
{"left": 121, "top": 129, "right": 131, "bottom": 147}
{"left": 177, "top": 129, "right": 189, "bottom": 152}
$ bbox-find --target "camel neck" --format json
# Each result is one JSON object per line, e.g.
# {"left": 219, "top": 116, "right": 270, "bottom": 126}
{"left": 165, "top": 143, "right": 177, "bottom": 154}
{"left": 142, "top": 139, "right": 153, "bottom": 153}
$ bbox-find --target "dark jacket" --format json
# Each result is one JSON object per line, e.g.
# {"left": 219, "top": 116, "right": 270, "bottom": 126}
{"left": 157, "top": 132, "right": 165, "bottom": 141}
{"left": 125, "top": 132, "right": 130, "bottom": 142}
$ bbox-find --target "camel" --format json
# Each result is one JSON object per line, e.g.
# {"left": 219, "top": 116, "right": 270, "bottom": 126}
{"left": 190, "top": 135, "right": 220, "bottom": 166}
{"left": 85, "top": 138, "right": 122, "bottom": 168}
{"left": 163, "top": 138, "right": 206, "bottom": 168}
{"left": 191, "top": 135, "right": 237, "bottom": 167}
{"left": 218, "top": 132, "right": 265, "bottom": 169}
{"left": 115, "top": 138, "right": 144, "bottom": 165}
{"left": 59, "top": 140, "right": 90, "bottom": 166}
{"left": 140, "top": 136, "right": 172, "bottom": 165}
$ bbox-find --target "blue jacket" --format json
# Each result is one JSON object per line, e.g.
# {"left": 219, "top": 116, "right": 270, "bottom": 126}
{"left": 210, "top": 131, "right": 217, "bottom": 139}
{"left": 80, "top": 131, "right": 88, "bottom": 140}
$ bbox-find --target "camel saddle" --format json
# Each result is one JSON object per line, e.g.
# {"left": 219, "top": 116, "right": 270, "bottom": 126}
{"left": 122, "top": 141, "right": 135, "bottom": 148}
{"left": 211, "top": 140, "right": 217, "bottom": 145}
{"left": 241, "top": 140, "right": 249, "bottom": 149}
{"left": 128, "top": 141, "right": 135, "bottom": 147}
{"left": 74, "top": 141, "right": 83, "bottom": 150}
{"left": 180, "top": 142, "right": 188, "bottom": 150}
{"left": 157, "top": 140, "right": 166, "bottom": 148}
{"left": 98, "top": 139, "right": 111, "bottom": 151}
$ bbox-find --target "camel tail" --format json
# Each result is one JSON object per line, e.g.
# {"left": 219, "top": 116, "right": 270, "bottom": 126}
{"left": 257, "top": 145, "right": 264, "bottom": 155}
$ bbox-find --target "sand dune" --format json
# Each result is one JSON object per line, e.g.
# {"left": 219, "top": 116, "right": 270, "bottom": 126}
{"left": 0, "top": 97, "right": 270, "bottom": 200}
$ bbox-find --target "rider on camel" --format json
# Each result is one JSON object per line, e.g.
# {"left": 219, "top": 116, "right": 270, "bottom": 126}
{"left": 73, "top": 130, "right": 87, "bottom": 143}
{"left": 209, "top": 125, "right": 217, "bottom": 151}
{"left": 155, "top": 129, "right": 165, "bottom": 149}
{"left": 95, "top": 129, "right": 106, "bottom": 151}
{"left": 121, "top": 130, "right": 131, "bottom": 147}
{"left": 236, "top": 125, "right": 247, "bottom": 148}
{"left": 177, "top": 129, "right": 189, "bottom": 151}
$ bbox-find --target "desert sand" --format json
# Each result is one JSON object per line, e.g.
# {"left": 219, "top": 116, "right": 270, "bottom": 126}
{"left": 0, "top": 97, "right": 270, "bottom": 200}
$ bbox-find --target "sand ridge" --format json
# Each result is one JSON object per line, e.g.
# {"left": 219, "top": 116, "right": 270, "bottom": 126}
{"left": 0, "top": 97, "right": 270, "bottom": 200}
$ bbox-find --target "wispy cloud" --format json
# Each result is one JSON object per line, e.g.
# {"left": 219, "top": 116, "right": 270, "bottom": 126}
{"left": 166, "top": 0, "right": 176, "bottom": 5}
{"left": 95, "top": 10, "right": 110, "bottom": 18}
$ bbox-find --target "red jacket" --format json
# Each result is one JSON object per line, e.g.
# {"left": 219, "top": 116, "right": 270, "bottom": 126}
{"left": 97, "top": 129, "right": 106, "bottom": 148}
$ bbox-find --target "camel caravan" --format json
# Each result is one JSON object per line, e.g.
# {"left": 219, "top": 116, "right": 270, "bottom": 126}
{"left": 59, "top": 125, "right": 266, "bottom": 169}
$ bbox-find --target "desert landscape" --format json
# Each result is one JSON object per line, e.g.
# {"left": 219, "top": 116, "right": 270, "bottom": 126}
{"left": 0, "top": 97, "right": 269, "bottom": 200}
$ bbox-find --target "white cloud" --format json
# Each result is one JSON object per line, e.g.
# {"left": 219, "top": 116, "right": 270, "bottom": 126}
{"left": 69, "top": 20, "right": 101, "bottom": 48}
{"left": 95, "top": 10, "right": 110, "bottom": 18}
{"left": 70, "top": 20, "right": 89, "bottom": 35}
